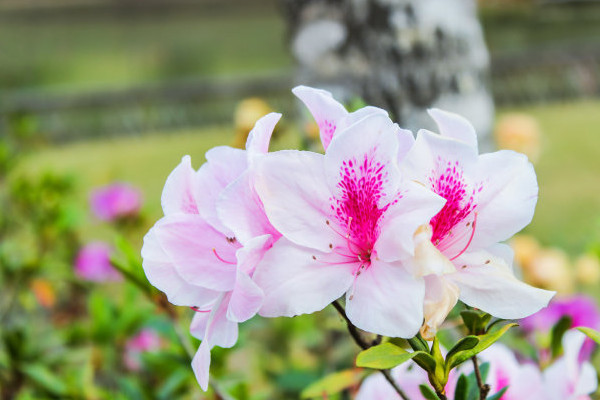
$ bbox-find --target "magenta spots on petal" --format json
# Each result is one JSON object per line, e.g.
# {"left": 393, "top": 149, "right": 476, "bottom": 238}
{"left": 329, "top": 151, "right": 398, "bottom": 263}
{"left": 319, "top": 120, "right": 337, "bottom": 148}
{"left": 428, "top": 159, "right": 478, "bottom": 252}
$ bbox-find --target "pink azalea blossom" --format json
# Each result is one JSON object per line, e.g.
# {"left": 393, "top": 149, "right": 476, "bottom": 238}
{"left": 74, "top": 241, "right": 121, "bottom": 282}
{"left": 123, "top": 329, "right": 162, "bottom": 371}
{"left": 542, "top": 330, "right": 598, "bottom": 400}
{"left": 141, "top": 113, "right": 281, "bottom": 390}
{"left": 253, "top": 105, "right": 445, "bottom": 338}
{"left": 90, "top": 182, "right": 142, "bottom": 221}
{"left": 400, "top": 109, "right": 554, "bottom": 336}
{"left": 477, "top": 343, "right": 545, "bottom": 400}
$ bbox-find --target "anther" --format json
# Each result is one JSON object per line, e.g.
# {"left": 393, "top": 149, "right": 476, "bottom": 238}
{"left": 485, "top": 260, "right": 490, "bottom": 264}
{"left": 312, "top": 255, "right": 317, "bottom": 260}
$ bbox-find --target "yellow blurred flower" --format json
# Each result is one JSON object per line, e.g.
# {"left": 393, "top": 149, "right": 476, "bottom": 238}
{"left": 495, "top": 113, "right": 542, "bottom": 163}
{"left": 511, "top": 234, "right": 542, "bottom": 269}
{"left": 30, "top": 278, "right": 56, "bottom": 309}
{"left": 232, "top": 97, "right": 275, "bottom": 149}
{"left": 575, "top": 254, "right": 600, "bottom": 286}
{"left": 522, "top": 248, "right": 574, "bottom": 294}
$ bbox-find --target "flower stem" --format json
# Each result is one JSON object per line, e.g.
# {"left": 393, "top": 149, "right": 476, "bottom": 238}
{"left": 332, "top": 300, "right": 412, "bottom": 400}
{"left": 471, "top": 355, "right": 490, "bottom": 400}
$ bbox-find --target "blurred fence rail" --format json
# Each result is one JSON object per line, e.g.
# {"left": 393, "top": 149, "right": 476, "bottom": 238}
{"left": 1, "top": 47, "right": 600, "bottom": 143}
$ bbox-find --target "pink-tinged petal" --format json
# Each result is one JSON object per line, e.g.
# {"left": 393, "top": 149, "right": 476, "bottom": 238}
{"left": 254, "top": 150, "right": 336, "bottom": 252}
{"left": 189, "top": 311, "right": 211, "bottom": 341}
{"left": 161, "top": 155, "right": 200, "bottom": 215}
{"left": 325, "top": 113, "right": 401, "bottom": 207}
{"left": 227, "top": 269, "right": 264, "bottom": 323}
{"left": 141, "top": 228, "right": 220, "bottom": 307}
{"left": 402, "top": 129, "right": 478, "bottom": 187}
{"left": 245, "top": 112, "right": 281, "bottom": 156}
{"left": 154, "top": 214, "right": 238, "bottom": 291}
{"left": 449, "top": 247, "right": 555, "bottom": 319}
{"left": 192, "top": 341, "right": 211, "bottom": 391}
{"left": 375, "top": 181, "right": 446, "bottom": 261}
{"left": 195, "top": 146, "right": 247, "bottom": 234}
{"left": 190, "top": 294, "right": 239, "bottom": 348}
{"left": 396, "top": 125, "right": 415, "bottom": 163}
{"left": 235, "top": 234, "right": 273, "bottom": 275}
{"left": 254, "top": 238, "right": 354, "bottom": 317}
{"left": 428, "top": 108, "right": 478, "bottom": 150}
{"left": 217, "top": 172, "right": 279, "bottom": 245}
{"left": 470, "top": 150, "right": 538, "bottom": 249}
{"left": 345, "top": 260, "right": 425, "bottom": 338}
{"left": 292, "top": 85, "right": 348, "bottom": 150}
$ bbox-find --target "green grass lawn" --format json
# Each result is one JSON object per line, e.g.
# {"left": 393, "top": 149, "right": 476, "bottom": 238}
{"left": 17, "top": 99, "right": 600, "bottom": 255}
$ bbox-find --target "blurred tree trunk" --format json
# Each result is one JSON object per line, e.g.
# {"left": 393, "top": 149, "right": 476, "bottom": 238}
{"left": 282, "top": 0, "right": 495, "bottom": 149}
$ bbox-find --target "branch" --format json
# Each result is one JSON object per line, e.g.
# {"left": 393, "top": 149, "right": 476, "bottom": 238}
{"left": 332, "top": 300, "right": 412, "bottom": 400}
{"left": 471, "top": 355, "right": 490, "bottom": 400}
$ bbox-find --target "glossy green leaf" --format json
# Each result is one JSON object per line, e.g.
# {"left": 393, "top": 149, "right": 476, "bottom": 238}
{"left": 460, "top": 310, "right": 492, "bottom": 335}
{"left": 301, "top": 368, "right": 364, "bottom": 399}
{"left": 487, "top": 386, "right": 509, "bottom": 400}
{"left": 419, "top": 384, "right": 441, "bottom": 400}
{"left": 446, "top": 323, "right": 518, "bottom": 370}
{"left": 453, "top": 374, "right": 470, "bottom": 400}
{"left": 356, "top": 342, "right": 421, "bottom": 370}
{"left": 446, "top": 336, "right": 480, "bottom": 364}
{"left": 578, "top": 327, "right": 600, "bottom": 345}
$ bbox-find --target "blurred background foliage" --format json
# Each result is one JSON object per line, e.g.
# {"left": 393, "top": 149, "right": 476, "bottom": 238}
{"left": 1, "top": 0, "right": 600, "bottom": 399}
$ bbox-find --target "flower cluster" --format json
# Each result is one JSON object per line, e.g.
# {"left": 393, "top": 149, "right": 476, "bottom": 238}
{"left": 141, "top": 86, "right": 555, "bottom": 390}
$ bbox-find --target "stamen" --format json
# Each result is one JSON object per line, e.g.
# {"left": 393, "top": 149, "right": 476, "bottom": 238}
{"left": 449, "top": 212, "right": 478, "bottom": 261}
{"left": 190, "top": 306, "right": 210, "bottom": 313}
{"left": 212, "top": 248, "right": 236, "bottom": 265}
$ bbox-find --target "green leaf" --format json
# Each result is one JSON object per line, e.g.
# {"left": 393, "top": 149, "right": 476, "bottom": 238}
{"left": 487, "top": 386, "right": 509, "bottom": 400}
{"left": 453, "top": 374, "right": 470, "bottom": 400}
{"left": 460, "top": 310, "right": 492, "bottom": 335}
{"left": 301, "top": 369, "right": 364, "bottom": 399}
{"left": 412, "top": 351, "right": 438, "bottom": 375}
{"left": 446, "top": 323, "right": 518, "bottom": 370}
{"left": 356, "top": 342, "right": 422, "bottom": 370}
{"left": 578, "top": 327, "right": 600, "bottom": 345}
{"left": 21, "top": 364, "right": 68, "bottom": 396}
{"left": 445, "top": 336, "right": 480, "bottom": 363}
{"left": 419, "top": 384, "right": 441, "bottom": 400}
{"left": 551, "top": 316, "right": 572, "bottom": 359}
{"left": 407, "top": 333, "right": 429, "bottom": 352}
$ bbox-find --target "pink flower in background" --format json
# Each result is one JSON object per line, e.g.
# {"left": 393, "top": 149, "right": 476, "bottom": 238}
{"left": 401, "top": 109, "right": 554, "bottom": 337}
{"left": 253, "top": 110, "right": 445, "bottom": 338}
{"left": 123, "top": 329, "right": 162, "bottom": 371}
{"left": 74, "top": 242, "right": 121, "bottom": 282}
{"left": 90, "top": 182, "right": 142, "bottom": 221}
{"left": 542, "top": 330, "right": 598, "bottom": 400}
{"left": 141, "top": 113, "right": 281, "bottom": 390}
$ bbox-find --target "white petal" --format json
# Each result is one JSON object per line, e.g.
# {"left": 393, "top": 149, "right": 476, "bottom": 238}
{"left": 470, "top": 150, "right": 538, "bottom": 249}
{"left": 254, "top": 150, "right": 336, "bottom": 252}
{"left": 192, "top": 341, "right": 211, "bottom": 391}
{"left": 449, "top": 248, "right": 555, "bottom": 319}
{"left": 428, "top": 108, "right": 478, "bottom": 150}
{"left": 227, "top": 269, "right": 264, "bottom": 323}
{"left": 292, "top": 85, "right": 348, "bottom": 150}
{"left": 254, "top": 238, "right": 354, "bottom": 317}
{"left": 245, "top": 112, "right": 281, "bottom": 156}
{"left": 375, "top": 181, "right": 446, "bottom": 262}
{"left": 217, "top": 171, "right": 278, "bottom": 245}
{"left": 345, "top": 260, "right": 425, "bottom": 338}
{"left": 141, "top": 227, "right": 220, "bottom": 307}
{"left": 407, "top": 225, "right": 455, "bottom": 277}
{"left": 161, "top": 155, "right": 200, "bottom": 215}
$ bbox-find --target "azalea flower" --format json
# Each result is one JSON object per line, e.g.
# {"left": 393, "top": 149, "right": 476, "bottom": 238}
{"left": 253, "top": 109, "right": 445, "bottom": 338}
{"left": 141, "top": 113, "right": 281, "bottom": 390}
{"left": 90, "top": 182, "right": 142, "bottom": 222}
{"left": 477, "top": 343, "right": 545, "bottom": 400}
{"left": 542, "top": 330, "right": 598, "bottom": 400}
{"left": 74, "top": 241, "right": 121, "bottom": 282}
{"left": 123, "top": 329, "right": 162, "bottom": 371}
{"left": 400, "top": 109, "right": 555, "bottom": 338}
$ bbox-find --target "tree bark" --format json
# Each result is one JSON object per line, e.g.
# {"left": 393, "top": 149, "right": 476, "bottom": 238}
{"left": 282, "top": 0, "right": 495, "bottom": 149}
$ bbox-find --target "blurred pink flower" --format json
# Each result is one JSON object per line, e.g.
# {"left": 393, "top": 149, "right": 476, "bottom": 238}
{"left": 74, "top": 242, "right": 121, "bottom": 282}
{"left": 90, "top": 183, "right": 142, "bottom": 221}
{"left": 522, "top": 295, "right": 600, "bottom": 333}
{"left": 123, "top": 329, "right": 162, "bottom": 371}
